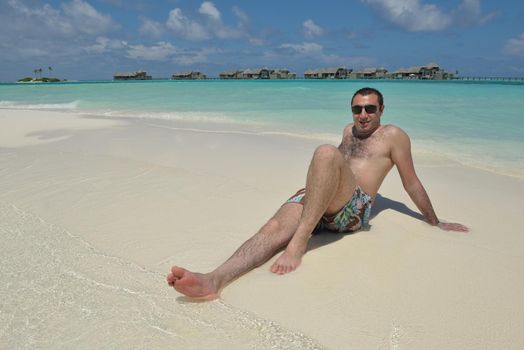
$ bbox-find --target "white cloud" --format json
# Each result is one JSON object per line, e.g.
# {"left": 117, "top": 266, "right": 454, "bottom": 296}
{"left": 505, "top": 33, "right": 524, "bottom": 57}
{"left": 233, "top": 6, "right": 249, "bottom": 25}
{"left": 165, "top": 3, "right": 249, "bottom": 41}
{"left": 85, "top": 36, "right": 125, "bottom": 54}
{"left": 199, "top": 1, "right": 221, "bottom": 21}
{"left": 8, "top": 0, "right": 72, "bottom": 35}
{"left": 174, "top": 48, "right": 217, "bottom": 66}
{"left": 62, "top": 0, "right": 114, "bottom": 34}
{"left": 166, "top": 8, "right": 211, "bottom": 40}
{"left": 7, "top": 0, "right": 116, "bottom": 36}
{"left": 280, "top": 42, "right": 324, "bottom": 55}
{"left": 139, "top": 18, "right": 164, "bottom": 38}
{"left": 214, "top": 25, "right": 244, "bottom": 40}
{"left": 452, "top": 0, "right": 497, "bottom": 26}
{"left": 86, "top": 37, "right": 216, "bottom": 64}
{"left": 125, "top": 41, "right": 178, "bottom": 61}
{"left": 362, "top": 0, "right": 450, "bottom": 31}
{"left": 362, "top": 0, "right": 496, "bottom": 32}
{"left": 200, "top": 2, "right": 245, "bottom": 39}
{"left": 303, "top": 19, "right": 324, "bottom": 38}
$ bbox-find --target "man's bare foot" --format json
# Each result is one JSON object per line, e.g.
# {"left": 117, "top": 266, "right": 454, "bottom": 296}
{"left": 166, "top": 266, "right": 219, "bottom": 300}
{"left": 270, "top": 249, "right": 303, "bottom": 275}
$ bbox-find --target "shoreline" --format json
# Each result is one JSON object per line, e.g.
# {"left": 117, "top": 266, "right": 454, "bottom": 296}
{"left": 1, "top": 109, "right": 524, "bottom": 349}
{"left": 2, "top": 106, "right": 523, "bottom": 180}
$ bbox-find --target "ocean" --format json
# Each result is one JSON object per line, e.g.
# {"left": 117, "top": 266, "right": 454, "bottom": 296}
{"left": 1, "top": 79, "right": 523, "bottom": 178}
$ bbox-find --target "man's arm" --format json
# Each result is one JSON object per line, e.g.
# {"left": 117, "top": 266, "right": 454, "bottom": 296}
{"left": 390, "top": 127, "right": 468, "bottom": 232}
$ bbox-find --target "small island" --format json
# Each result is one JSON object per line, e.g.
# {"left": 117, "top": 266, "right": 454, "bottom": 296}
{"left": 17, "top": 77, "right": 64, "bottom": 83}
{"left": 18, "top": 67, "right": 64, "bottom": 83}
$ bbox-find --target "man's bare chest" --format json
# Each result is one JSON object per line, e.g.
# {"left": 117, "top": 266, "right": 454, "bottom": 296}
{"left": 339, "top": 136, "right": 385, "bottom": 159}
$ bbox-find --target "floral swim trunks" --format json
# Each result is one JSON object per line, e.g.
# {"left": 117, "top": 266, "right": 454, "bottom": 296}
{"left": 285, "top": 186, "right": 373, "bottom": 233}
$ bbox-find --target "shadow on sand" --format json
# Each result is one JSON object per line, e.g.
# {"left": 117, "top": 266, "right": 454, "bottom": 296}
{"left": 308, "top": 193, "right": 424, "bottom": 251}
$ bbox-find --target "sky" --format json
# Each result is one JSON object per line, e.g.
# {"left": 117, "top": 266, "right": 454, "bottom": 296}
{"left": 1, "top": 0, "right": 524, "bottom": 81}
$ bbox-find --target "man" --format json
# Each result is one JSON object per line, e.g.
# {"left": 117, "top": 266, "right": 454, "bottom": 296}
{"left": 167, "top": 87, "right": 468, "bottom": 299}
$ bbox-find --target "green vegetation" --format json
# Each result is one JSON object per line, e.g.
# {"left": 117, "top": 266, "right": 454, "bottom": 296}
{"left": 17, "top": 77, "right": 62, "bottom": 83}
{"left": 18, "top": 66, "right": 63, "bottom": 82}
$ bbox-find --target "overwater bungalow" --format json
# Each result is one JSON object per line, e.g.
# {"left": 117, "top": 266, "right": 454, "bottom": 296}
{"left": 171, "top": 71, "right": 206, "bottom": 80}
{"left": 420, "top": 63, "right": 440, "bottom": 79}
{"left": 269, "top": 68, "right": 296, "bottom": 79}
{"left": 219, "top": 70, "right": 242, "bottom": 79}
{"left": 240, "top": 68, "right": 271, "bottom": 79}
{"left": 304, "top": 67, "right": 349, "bottom": 79}
{"left": 349, "top": 68, "right": 388, "bottom": 79}
{"left": 219, "top": 68, "right": 296, "bottom": 79}
{"left": 113, "top": 70, "right": 152, "bottom": 80}
{"left": 392, "top": 63, "right": 454, "bottom": 80}
{"left": 392, "top": 67, "right": 422, "bottom": 79}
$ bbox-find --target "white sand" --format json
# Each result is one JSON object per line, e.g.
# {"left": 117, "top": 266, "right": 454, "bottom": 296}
{"left": 1, "top": 109, "right": 523, "bottom": 349}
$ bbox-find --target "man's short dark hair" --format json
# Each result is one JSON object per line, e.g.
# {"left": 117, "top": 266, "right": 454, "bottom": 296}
{"left": 351, "top": 87, "right": 384, "bottom": 106}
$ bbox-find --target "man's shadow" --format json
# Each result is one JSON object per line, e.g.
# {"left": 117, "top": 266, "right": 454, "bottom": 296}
{"left": 308, "top": 193, "right": 425, "bottom": 250}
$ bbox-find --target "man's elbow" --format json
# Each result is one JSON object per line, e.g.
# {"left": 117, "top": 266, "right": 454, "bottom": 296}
{"left": 403, "top": 180, "right": 422, "bottom": 195}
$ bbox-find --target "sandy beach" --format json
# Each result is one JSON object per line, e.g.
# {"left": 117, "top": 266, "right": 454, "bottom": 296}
{"left": 1, "top": 108, "right": 524, "bottom": 349}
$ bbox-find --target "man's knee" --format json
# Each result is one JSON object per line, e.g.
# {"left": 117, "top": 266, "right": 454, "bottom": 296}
{"left": 259, "top": 218, "right": 291, "bottom": 246}
{"left": 313, "top": 144, "right": 343, "bottom": 163}
{"left": 260, "top": 218, "right": 281, "bottom": 235}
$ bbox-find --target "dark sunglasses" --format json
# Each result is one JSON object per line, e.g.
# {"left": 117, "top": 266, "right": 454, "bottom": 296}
{"left": 351, "top": 104, "right": 378, "bottom": 114}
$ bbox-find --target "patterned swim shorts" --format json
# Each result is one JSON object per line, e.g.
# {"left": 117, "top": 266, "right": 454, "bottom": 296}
{"left": 285, "top": 186, "right": 373, "bottom": 233}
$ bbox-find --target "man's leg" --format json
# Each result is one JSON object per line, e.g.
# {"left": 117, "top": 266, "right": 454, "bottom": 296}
{"left": 271, "top": 144, "right": 356, "bottom": 274}
{"left": 167, "top": 203, "right": 303, "bottom": 299}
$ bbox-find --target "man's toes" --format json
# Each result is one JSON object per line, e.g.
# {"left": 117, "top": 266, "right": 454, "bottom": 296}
{"left": 166, "top": 273, "right": 176, "bottom": 286}
{"left": 170, "top": 266, "right": 186, "bottom": 278}
{"left": 271, "top": 261, "right": 281, "bottom": 273}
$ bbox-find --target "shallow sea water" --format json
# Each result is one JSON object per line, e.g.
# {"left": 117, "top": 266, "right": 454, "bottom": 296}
{"left": 0, "top": 203, "right": 323, "bottom": 349}
{"left": 1, "top": 79, "right": 523, "bottom": 177}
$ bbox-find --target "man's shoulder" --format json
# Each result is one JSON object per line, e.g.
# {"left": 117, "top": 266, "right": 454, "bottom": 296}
{"left": 380, "top": 124, "right": 409, "bottom": 139}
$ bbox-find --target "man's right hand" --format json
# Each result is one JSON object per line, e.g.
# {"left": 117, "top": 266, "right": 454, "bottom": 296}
{"left": 437, "top": 222, "right": 469, "bottom": 232}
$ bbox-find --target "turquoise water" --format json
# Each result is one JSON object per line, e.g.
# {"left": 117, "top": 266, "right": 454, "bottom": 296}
{"left": 1, "top": 80, "right": 523, "bottom": 177}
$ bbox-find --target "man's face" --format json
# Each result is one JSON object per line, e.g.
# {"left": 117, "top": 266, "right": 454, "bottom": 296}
{"left": 351, "top": 93, "right": 383, "bottom": 136}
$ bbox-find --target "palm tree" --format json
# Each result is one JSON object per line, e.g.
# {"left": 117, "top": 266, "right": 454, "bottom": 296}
{"left": 48, "top": 66, "right": 53, "bottom": 76}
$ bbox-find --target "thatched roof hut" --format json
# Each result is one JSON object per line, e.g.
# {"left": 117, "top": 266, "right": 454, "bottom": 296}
{"left": 304, "top": 67, "right": 348, "bottom": 79}
{"left": 171, "top": 71, "right": 206, "bottom": 80}
{"left": 113, "top": 70, "right": 152, "bottom": 80}
{"left": 219, "top": 70, "right": 242, "bottom": 79}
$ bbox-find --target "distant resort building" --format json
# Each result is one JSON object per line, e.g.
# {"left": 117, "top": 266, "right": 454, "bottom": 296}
{"left": 171, "top": 71, "right": 206, "bottom": 80}
{"left": 391, "top": 63, "right": 454, "bottom": 80}
{"left": 304, "top": 67, "right": 350, "bottom": 79}
{"left": 304, "top": 63, "right": 454, "bottom": 80}
{"left": 113, "top": 70, "right": 151, "bottom": 80}
{"left": 219, "top": 70, "right": 242, "bottom": 79}
{"left": 240, "top": 68, "right": 270, "bottom": 79}
{"left": 348, "top": 68, "right": 388, "bottom": 79}
{"left": 270, "top": 69, "right": 296, "bottom": 79}
{"left": 219, "top": 68, "right": 296, "bottom": 80}
{"left": 111, "top": 63, "right": 455, "bottom": 81}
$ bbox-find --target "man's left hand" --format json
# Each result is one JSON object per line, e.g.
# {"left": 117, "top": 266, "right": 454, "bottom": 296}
{"left": 437, "top": 222, "right": 469, "bottom": 232}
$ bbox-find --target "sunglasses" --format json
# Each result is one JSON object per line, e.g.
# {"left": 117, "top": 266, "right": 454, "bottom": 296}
{"left": 351, "top": 104, "right": 378, "bottom": 114}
